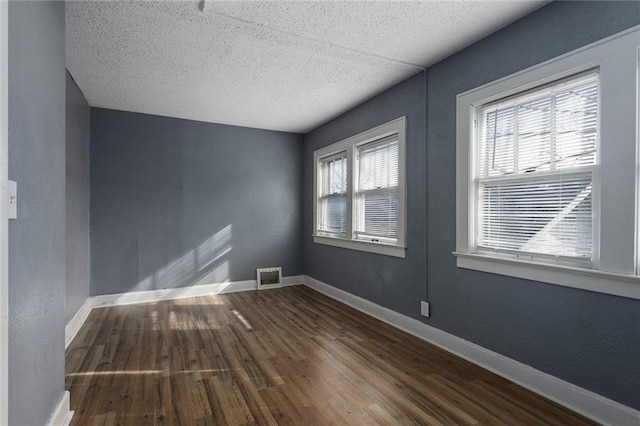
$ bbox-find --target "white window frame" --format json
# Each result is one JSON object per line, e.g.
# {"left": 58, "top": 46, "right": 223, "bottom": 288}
{"left": 313, "top": 117, "right": 407, "bottom": 258}
{"left": 475, "top": 71, "right": 600, "bottom": 265}
{"left": 455, "top": 25, "right": 640, "bottom": 300}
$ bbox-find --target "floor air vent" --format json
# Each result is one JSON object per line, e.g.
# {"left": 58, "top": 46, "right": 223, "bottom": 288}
{"left": 257, "top": 267, "right": 282, "bottom": 290}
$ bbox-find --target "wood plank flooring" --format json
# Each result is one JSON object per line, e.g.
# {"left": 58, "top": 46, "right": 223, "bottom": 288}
{"left": 66, "top": 285, "right": 594, "bottom": 425}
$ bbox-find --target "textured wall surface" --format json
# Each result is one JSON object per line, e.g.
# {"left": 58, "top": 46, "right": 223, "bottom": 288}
{"left": 65, "top": 71, "right": 91, "bottom": 323}
{"left": 303, "top": 72, "right": 427, "bottom": 320}
{"left": 304, "top": 1, "right": 640, "bottom": 410}
{"left": 8, "top": 1, "right": 67, "bottom": 424}
{"left": 91, "top": 109, "right": 303, "bottom": 296}
{"left": 424, "top": 1, "right": 640, "bottom": 409}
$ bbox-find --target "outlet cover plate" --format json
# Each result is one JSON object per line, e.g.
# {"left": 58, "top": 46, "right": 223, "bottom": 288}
{"left": 421, "top": 301, "right": 430, "bottom": 317}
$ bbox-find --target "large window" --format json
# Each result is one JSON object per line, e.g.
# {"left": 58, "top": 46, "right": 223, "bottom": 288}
{"left": 314, "top": 117, "right": 406, "bottom": 258}
{"left": 456, "top": 26, "right": 640, "bottom": 300}
{"left": 477, "top": 72, "right": 598, "bottom": 262}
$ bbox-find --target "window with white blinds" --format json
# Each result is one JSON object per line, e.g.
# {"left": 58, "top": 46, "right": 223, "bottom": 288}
{"left": 456, "top": 27, "right": 640, "bottom": 300}
{"left": 476, "top": 72, "right": 598, "bottom": 260}
{"left": 355, "top": 136, "right": 399, "bottom": 241}
{"left": 318, "top": 153, "right": 348, "bottom": 236}
{"left": 313, "top": 117, "right": 406, "bottom": 258}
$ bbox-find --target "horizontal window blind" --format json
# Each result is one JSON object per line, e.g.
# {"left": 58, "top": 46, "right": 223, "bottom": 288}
{"left": 478, "top": 173, "right": 593, "bottom": 258}
{"left": 480, "top": 73, "right": 598, "bottom": 177}
{"left": 476, "top": 72, "right": 598, "bottom": 259}
{"left": 355, "top": 135, "right": 399, "bottom": 240}
{"left": 318, "top": 153, "right": 347, "bottom": 236}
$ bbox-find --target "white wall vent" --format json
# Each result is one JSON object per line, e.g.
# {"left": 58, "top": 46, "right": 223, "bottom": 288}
{"left": 257, "top": 267, "right": 282, "bottom": 290}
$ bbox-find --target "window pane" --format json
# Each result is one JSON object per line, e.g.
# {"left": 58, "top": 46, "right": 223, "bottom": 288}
{"left": 482, "top": 107, "right": 517, "bottom": 175}
{"left": 319, "top": 195, "right": 347, "bottom": 235}
{"left": 517, "top": 96, "right": 552, "bottom": 172}
{"left": 355, "top": 190, "right": 398, "bottom": 239}
{"left": 321, "top": 154, "right": 347, "bottom": 196}
{"left": 480, "top": 74, "right": 598, "bottom": 178}
{"left": 555, "top": 81, "right": 598, "bottom": 168}
{"left": 478, "top": 173, "right": 592, "bottom": 259}
{"left": 358, "top": 138, "right": 399, "bottom": 190}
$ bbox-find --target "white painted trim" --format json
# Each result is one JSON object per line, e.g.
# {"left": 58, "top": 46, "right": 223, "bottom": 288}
{"left": 0, "top": 0, "right": 9, "bottom": 424}
{"left": 281, "top": 275, "right": 305, "bottom": 287}
{"left": 91, "top": 280, "right": 253, "bottom": 308}
{"left": 65, "top": 298, "right": 93, "bottom": 349}
{"left": 90, "top": 276, "right": 304, "bottom": 308}
{"left": 46, "top": 391, "right": 73, "bottom": 426}
{"left": 303, "top": 275, "right": 640, "bottom": 426}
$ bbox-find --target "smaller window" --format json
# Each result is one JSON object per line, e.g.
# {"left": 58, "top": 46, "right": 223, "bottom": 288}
{"left": 313, "top": 117, "right": 406, "bottom": 258}
{"left": 355, "top": 135, "right": 400, "bottom": 243}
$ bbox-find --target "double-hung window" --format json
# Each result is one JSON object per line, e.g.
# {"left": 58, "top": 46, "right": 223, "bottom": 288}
{"left": 355, "top": 136, "right": 400, "bottom": 243}
{"left": 456, "top": 26, "right": 640, "bottom": 300}
{"left": 314, "top": 117, "right": 406, "bottom": 258}
{"left": 477, "top": 72, "right": 598, "bottom": 263}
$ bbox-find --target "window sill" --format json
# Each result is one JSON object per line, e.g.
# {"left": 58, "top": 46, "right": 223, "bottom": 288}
{"left": 453, "top": 252, "right": 640, "bottom": 300}
{"left": 314, "top": 235, "right": 406, "bottom": 258}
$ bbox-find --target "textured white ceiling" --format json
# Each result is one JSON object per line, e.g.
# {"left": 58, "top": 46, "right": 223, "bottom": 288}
{"left": 66, "top": 1, "right": 546, "bottom": 133}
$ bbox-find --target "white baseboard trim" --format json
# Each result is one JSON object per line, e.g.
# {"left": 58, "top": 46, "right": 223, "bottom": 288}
{"left": 90, "top": 275, "right": 305, "bottom": 308}
{"left": 91, "top": 280, "right": 254, "bottom": 308}
{"left": 46, "top": 391, "right": 73, "bottom": 426}
{"left": 303, "top": 275, "right": 640, "bottom": 426}
{"left": 65, "top": 276, "right": 305, "bottom": 347}
{"left": 282, "top": 275, "right": 305, "bottom": 287}
{"left": 65, "top": 298, "right": 93, "bottom": 349}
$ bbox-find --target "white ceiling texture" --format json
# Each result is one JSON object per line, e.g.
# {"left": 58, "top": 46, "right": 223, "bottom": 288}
{"left": 66, "top": 1, "right": 546, "bottom": 133}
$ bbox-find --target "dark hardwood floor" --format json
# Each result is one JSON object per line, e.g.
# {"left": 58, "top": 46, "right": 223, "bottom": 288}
{"left": 65, "top": 285, "right": 594, "bottom": 425}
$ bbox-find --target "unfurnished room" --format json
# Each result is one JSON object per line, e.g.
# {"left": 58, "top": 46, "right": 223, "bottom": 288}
{"left": 1, "top": 0, "right": 640, "bottom": 425}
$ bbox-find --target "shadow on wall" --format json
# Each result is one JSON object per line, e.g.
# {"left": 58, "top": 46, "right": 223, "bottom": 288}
{"left": 136, "top": 224, "right": 233, "bottom": 292}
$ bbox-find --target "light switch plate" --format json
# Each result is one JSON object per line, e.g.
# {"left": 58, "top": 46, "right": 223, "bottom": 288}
{"left": 8, "top": 180, "right": 16, "bottom": 219}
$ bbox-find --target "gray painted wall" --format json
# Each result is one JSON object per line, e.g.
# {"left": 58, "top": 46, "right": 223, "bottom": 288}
{"left": 425, "top": 1, "right": 640, "bottom": 409}
{"left": 303, "top": 72, "right": 427, "bottom": 321}
{"left": 304, "top": 1, "right": 640, "bottom": 410}
{"left": 90, "top": 108, "right": 303, "bottom": 296}
{"left": 8, "top": 1, "right": 67, "bottom": 424}
{"left": 65, "top": 72, "right": 90, "bottom": 323}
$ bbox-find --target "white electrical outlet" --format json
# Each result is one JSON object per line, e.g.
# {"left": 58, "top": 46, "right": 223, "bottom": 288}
{"left": 421, "top": 301, "right": 430, "bottom": 317}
